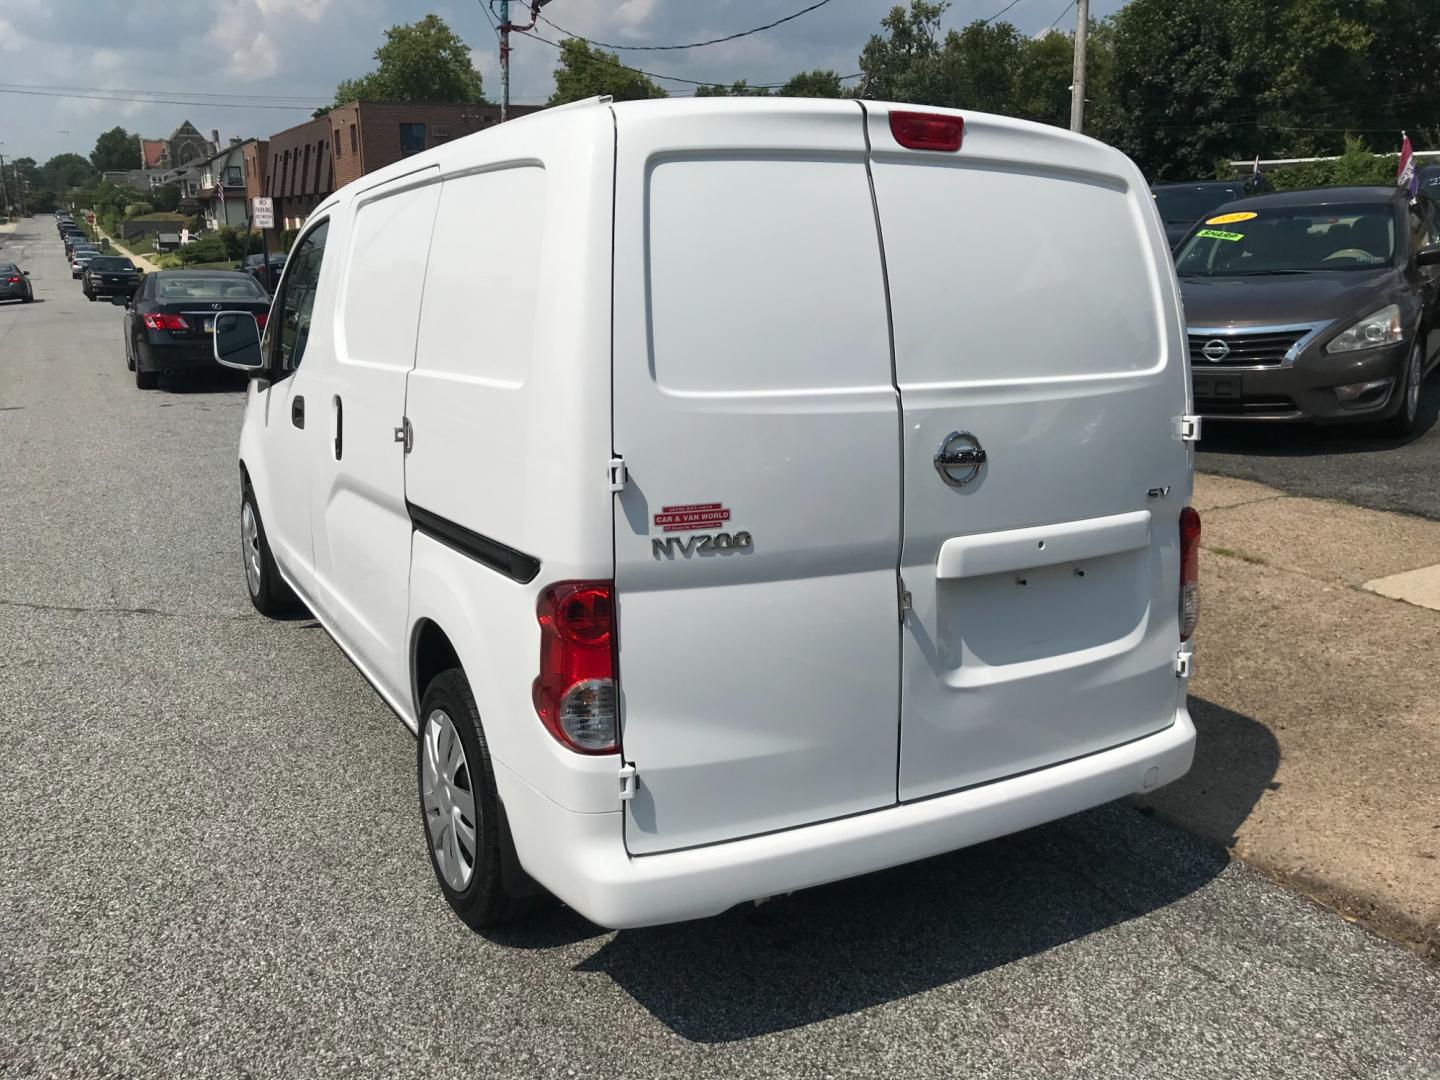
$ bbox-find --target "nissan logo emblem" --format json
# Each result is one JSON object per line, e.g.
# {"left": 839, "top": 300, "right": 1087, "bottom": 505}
{"left": 1202, "top": 338, "right": 1231, "bottom": 362}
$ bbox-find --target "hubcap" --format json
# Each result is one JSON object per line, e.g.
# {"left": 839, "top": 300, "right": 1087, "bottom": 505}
{"left": 421, "top": 709, "right": 477, "bottom": 891}
{"left": 241, "top": 500, "right": 262, "bottom": 597}
{"left": 1407, "top": 345, "right": 1422, "bottom": 420}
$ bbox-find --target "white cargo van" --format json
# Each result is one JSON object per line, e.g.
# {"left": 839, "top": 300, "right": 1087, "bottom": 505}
{"left": 215, "top": 97, "right": 1201, "bottom": 930}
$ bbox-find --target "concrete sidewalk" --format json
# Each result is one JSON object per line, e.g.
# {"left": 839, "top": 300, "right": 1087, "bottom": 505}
{"left": 1138, "top": 474, "right": 1440, "bottom": 955}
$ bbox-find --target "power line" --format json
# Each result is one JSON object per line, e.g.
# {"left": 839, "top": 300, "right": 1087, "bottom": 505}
{"left": 0, "top": 81, "right": 323, "bottom": 103}
{"left": 982, "top": 0, "right": 1027, "bottom": 26}
{"left": 0, "top": 87, "right": 315, "bottom": 110}
{"left": 534, "top": 0, "right": 836, "bottom": 51}
{"left": 516, "top": 24, "right": 860, "bottom": 90}
{"left": 1049, "top": 0, "right": 1077, "bottom": 29}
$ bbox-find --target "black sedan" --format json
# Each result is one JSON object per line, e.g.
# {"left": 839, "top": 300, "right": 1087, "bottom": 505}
{"left": 117, "top": 270, "right": 272, "bottom": 390}
{"left": 1175, "top": 185, "right": 1440, "bottom": 435}
{"left": 237, "top": 253, "right": 285, "bottom": 291}
{"left": 82, "top": 256, "right": 141, "bottom": 301}
{"left": 1153, "top": 181, "right": 1251, "bottom": 248}
{"left": 0, "top": 262, "right": 34, "bottom": 304}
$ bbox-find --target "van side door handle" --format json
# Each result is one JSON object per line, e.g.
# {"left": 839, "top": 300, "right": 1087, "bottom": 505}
{"left": 333, "top": 396, "right": 343, "bottom": 459}
{"left": 291, "top": 395, "right": 305, "bottom": 429}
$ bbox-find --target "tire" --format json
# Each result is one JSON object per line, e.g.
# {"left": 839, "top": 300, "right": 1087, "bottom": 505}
{"left": 86, "top": 291, "right": 96, "bottom": 302}
{"left": 240, "top": 485, "right": 299, "bottom": 617}
{"left": 417, "top": 669, "right": 537, "bottom": 928}
{"left": 1380, "top": 341, "right": 1424, "bottom": 437}
{"left": 21, "top": 292, "right": 32, "bottom": 304}
{"left": 125, "top": 337, "right": 135, "bottom": 371}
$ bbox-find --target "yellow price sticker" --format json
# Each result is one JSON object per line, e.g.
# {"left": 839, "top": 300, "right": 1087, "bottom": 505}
{"left": 1205, "top": 211, "right": 1258, "bottom": 226}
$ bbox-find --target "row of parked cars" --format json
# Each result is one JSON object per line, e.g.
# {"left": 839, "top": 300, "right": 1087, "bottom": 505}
{"left": 1151, "top": 169, "right": 1440, "bottom": 434}
{"left": 46, "top": 211, "right": 283, "bottom": 391}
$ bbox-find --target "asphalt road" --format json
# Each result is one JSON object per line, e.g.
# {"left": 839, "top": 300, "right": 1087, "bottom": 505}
{"left": 3, "top": 215, "right": 1439, "bottom": 1079}
{"left": 1197, "top": 377, "right": 1440, "bottom": 520}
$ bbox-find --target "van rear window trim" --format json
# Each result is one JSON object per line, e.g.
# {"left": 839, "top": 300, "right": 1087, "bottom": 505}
{"left": 407, "top": 503, "right": 540, "bottom": 584}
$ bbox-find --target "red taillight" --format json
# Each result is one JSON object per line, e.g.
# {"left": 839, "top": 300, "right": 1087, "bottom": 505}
{"left": 5, "top": 276, "right": 18, "bottom": 284}
{"left": 533, "top": 581, "right": 618, "bottom": 754}
{"left": 889, "top": 110, "right": 964, "bottom": 152}
{"left": 142, "top": 313, "right": 190, "bottom": 331}
{"left": 1179, "top": 507, "right": 1201, "bottom": 641}
{"left": 254, "top": 311, "right": 269, "bottom": 331}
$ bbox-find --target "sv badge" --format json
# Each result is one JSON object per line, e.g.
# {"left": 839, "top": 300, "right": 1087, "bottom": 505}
{"left": 652, "top": 531, "right": 753, "bottom": 559}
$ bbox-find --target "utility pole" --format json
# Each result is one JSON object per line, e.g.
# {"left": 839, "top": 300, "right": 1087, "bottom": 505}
{"left": 1069, "top": 0, "right": 1089, "bottom": 134}
{"left": 499, "top": 0, "right": 510, "bottom": 124}
{"left": 0, "top": 151, "right": 9, "bottom": 219}
{"left": 496, "top": 0, "right": 551, "bottom": 123}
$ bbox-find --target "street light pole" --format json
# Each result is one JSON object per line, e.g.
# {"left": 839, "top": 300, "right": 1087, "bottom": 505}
{"left": 1069, "top": 0, "right": 1089, "bottom": 133}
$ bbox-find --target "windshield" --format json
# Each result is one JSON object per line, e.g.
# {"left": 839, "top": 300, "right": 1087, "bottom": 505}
{"left": 157, "top": 275, "right": 266, "bottom": 301}
{"left": 91, "top": 258, "right": 135, "bottom": 271}
{"left": 1153, "top": 186, "right": 1243, "bottom": 224}
{"left": 1175, "top": 203, "right": 1396, "bottom": 275}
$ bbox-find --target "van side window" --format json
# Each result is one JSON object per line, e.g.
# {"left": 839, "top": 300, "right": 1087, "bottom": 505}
{"left": 272, "top": 219, "right": 329, "bottom": 373}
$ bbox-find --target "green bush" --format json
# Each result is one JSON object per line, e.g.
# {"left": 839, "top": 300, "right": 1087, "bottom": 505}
{"left": 1264, "top": 136, "right": 1399, "bottom": 191}
{"left": 151, "top": 253, "right": 184, "bottom": 269}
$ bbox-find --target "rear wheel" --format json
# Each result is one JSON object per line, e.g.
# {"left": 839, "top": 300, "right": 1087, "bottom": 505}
{"left": 240, "top": 486, "right": 298, "bottom": 616}
{"left": 417, "top": 669, "right": 537, "bottom": 928}
{"left": 1380, "top": 341, "right": 1424, "bottom": 437}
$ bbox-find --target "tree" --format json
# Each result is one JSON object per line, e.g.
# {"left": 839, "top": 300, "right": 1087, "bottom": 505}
{"left": 780, "top": 70, "right": 848, "bottom": 98}
{"left": 695, "top": 80, "right": 771, "bottom": 97}
{"left": 332, "top": 14, "right": 486, "bottom": 105}
{"left": 91, "top": 126, "right": 140, "bottom": 172}
{"left": 857, "top": 1, "right": 948, "bottom": 103}
{"left": 42, "top": 153, "right": 97, "bottom": 192}
{"left": 152, "top": 182, "right": 182, "bottom": 213}
{"left": 548, "top": 39, "right": 668, "bottom": 105}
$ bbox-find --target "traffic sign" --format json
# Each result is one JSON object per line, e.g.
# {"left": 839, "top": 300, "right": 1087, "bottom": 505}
{"left": 251, "top": 197, "right": 274, "bottom": 229}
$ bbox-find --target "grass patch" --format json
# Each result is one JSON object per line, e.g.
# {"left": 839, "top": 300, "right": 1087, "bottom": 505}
{"left": 1209, "top": 545, "right": 1267, "bottom": 566}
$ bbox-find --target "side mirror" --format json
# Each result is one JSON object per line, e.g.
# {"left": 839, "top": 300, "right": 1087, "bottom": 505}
{"left": 21, "top": 270, "right": 29, "bottom": 276}
{"left": 109, "top": 294, "right": 128, "bottom": 306}
{"left": 213, "top": 311, "right": 266, "bottom": 373}
{"left": 1416, "top": 243, "right": 1440, "bottom": 268}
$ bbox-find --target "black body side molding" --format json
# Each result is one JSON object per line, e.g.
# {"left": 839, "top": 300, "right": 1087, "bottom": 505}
{"left": 407, "top": 503, "right": 541, "bottom": 585}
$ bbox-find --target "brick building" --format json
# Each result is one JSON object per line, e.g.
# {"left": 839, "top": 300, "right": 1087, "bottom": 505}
{"left": 266, "top": 100, "right": 540, "bottom": 229}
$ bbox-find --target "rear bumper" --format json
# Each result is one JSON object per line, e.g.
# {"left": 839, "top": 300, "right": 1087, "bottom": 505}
{"left": 497, "top": 707, "right": 1196, "bottom": 929}
{"left": 1194, "top": 341, "right": 1410, "bottom": 422}
{"left": 137, "top": 337, "right": 221, "bottom": 373}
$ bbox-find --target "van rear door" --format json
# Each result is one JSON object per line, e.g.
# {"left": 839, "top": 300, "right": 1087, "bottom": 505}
{"left": 864, "top": 104, "right": 1191, "bottom": 802}
{"left": 611, "top": 101, "right": 901, "bottom": 855}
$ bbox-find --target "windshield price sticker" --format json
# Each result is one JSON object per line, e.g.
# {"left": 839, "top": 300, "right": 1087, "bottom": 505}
{"left": 1196, "top": 228, "right": 1245, "bottom": 242}
{"left": 1205, "top": 211, "right": 1258, "bottom": 226}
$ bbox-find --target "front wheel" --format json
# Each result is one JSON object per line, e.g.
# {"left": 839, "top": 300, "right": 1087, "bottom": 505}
{"left": 241, "top": 487, "right": 299, "bottom": 617}
{"left": 1380, "top": 341, "right": 1424, "bottom": 437}
{"left": 418, "top": 669, "right": 537, "bottom": 928}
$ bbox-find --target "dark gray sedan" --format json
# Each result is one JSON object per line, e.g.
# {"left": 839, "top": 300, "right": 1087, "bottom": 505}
{"left": 0, "top": 262, "right": 34, "bottom": 303}
{"left": 1176, "top": 185, "right": 1440, "bottom": 435}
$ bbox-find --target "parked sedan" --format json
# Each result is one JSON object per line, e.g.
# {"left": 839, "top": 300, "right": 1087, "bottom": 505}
{"left": 83, "top": 256, "right": 141, "bottom": 301}
{"left": 1175, "top": 185, "right": 1440, "bottom": 435}
{"left": 236, "top": 253, "right": 285, "bottom": 291}
{"left": 117, "top": 270, "right": 272, "bottom": 389}
{"left": 70, "top": 248, "right": 101, "bottom": 279}
{"left": 0, "top": 262, "right": 34, "bottom": 304}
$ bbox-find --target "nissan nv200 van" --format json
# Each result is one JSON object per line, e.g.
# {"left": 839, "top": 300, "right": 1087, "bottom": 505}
{"left": 214, "top": 96, "right": 1201, "bottom": 929}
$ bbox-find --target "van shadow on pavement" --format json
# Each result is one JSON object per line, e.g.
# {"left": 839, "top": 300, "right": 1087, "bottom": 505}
{"left": 1134, "top": 696, "right": 1283, "bottom": 850}
{"left": 488, "top": 696, "right": 1277, "bottom": 1042}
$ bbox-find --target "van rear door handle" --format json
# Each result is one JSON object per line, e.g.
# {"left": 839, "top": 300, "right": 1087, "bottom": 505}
{"left": 291, "top": 395, "right": 305, "bottom": 429}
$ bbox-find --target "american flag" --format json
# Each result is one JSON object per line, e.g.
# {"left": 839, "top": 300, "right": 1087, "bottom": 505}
{"left": 1398, "top": 132, "right": 1418, "bottom": 196}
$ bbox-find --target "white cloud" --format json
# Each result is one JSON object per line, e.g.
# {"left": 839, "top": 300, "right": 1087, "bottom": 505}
{"left": 207, "top": 6, "right": 280, "bottom": 80}
{"left": 255, "top": 0, "right": 330, "bottom": 21}
{"left": 0, "top": 15, "right": 31, "bottom": 51}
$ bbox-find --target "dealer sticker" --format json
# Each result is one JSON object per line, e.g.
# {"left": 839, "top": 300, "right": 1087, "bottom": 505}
{"left": 1195, "top": 228, "right": 1245, "bottom": 242}
{"left": 1205, "top": 211, "right": 1258, "bottom": 226}
{"left": 653, "top": 502, "right": 732, "bottom": 533}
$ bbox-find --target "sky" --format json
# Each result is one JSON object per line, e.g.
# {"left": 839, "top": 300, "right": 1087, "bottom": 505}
{"left": 0, "top": 0, "right": 1127, "bottom": 165}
